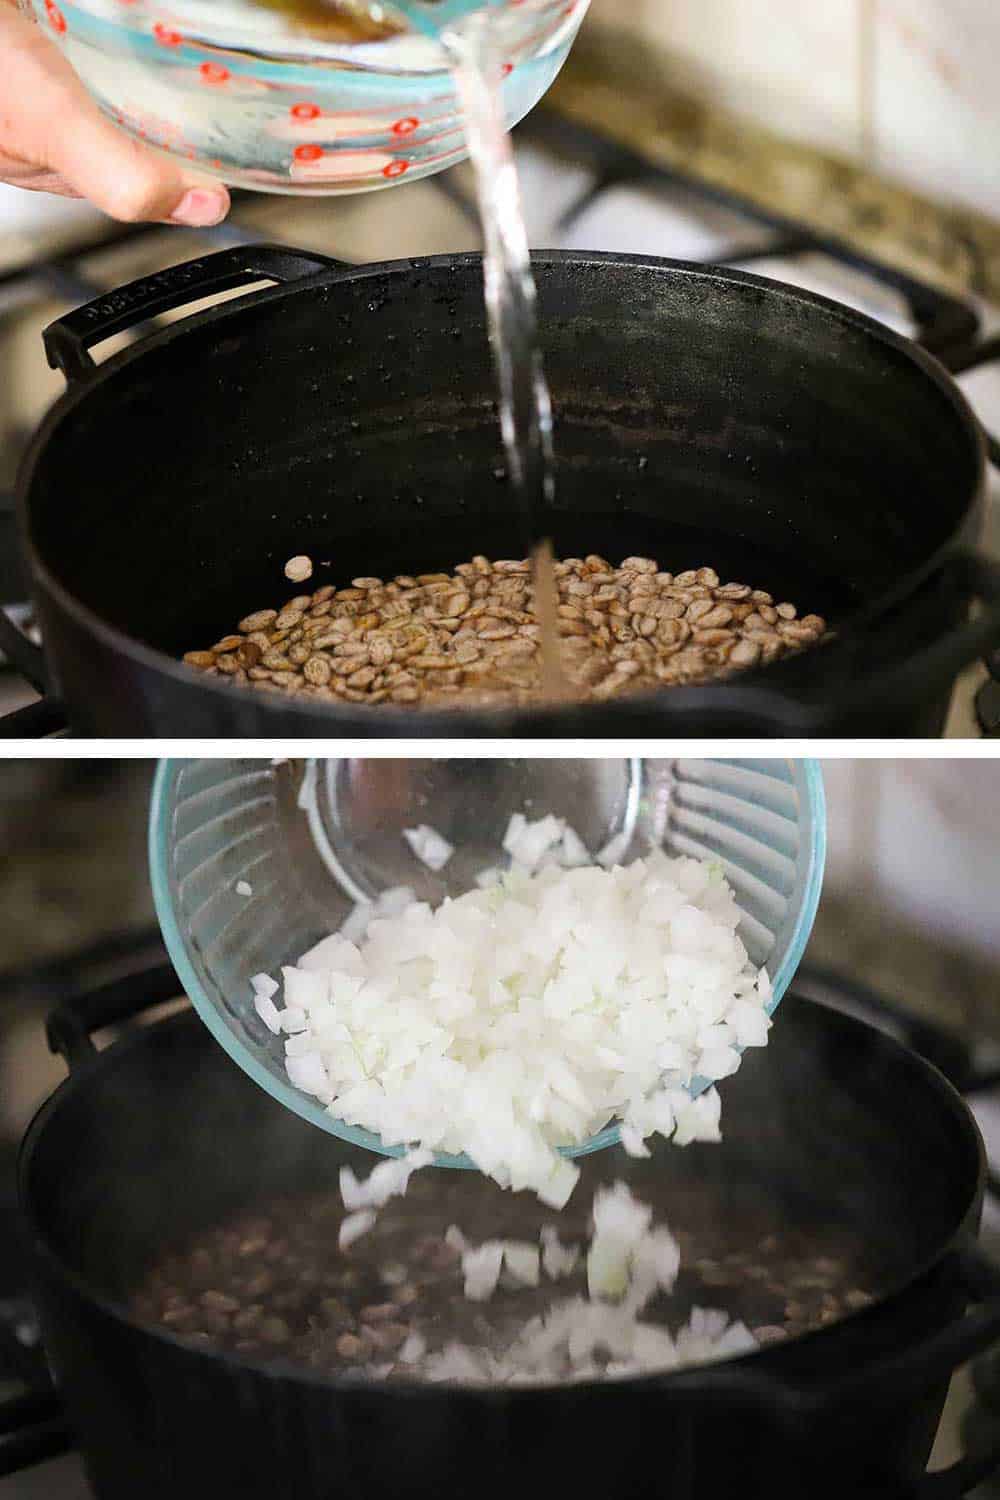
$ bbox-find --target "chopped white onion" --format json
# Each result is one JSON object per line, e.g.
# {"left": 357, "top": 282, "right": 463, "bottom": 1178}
{"left": 425, "top": 1344, "right": 489, "bottom": 1383}
{"left": 560, "top": 826, "right": 591, "bottom": 867}
{"left": 253, "top": 992, "right": 282, "bottom": 1035}
{"left": 273, "top": 837, "right": 767, "bottom": 1206}
{"left": 285, "top": 1052, "right": 328, "bottom": 1096}
{"left": 281, "top": 968, "right": 328, "bottom": 1013}
{"left": 696, "top": 1047, "right": 742, "bottom": 1083}
{"left": 339, "top": 1148, "right": 434, "bottom": 1213}
{"left": 540, "top": 1226, "right": 580, "bottom": 1281}
{"left": 278, "top": 1007, "right": 308, "bottom": 1034}
{"left": 671, "top": 1088, "right": 723, "bottom": 1147}
{"left": 377, "top": 886, "right": 417, "bottom": 918}
{"left": 338, "top": 1210, "right": 376, "bottom": 1250}
{"left": 620, "top": 1123, "right": 651, "bottom": 1159}
{"left": 403, "top": 825, "right": 455, "bottom": 873}
{"left": 587, "top": 1182, "right": 654, "bottom": 1301}
{"left": 462, "top": 1241, "right": 504, "bottom": 1302}
{"left": 596, "top": 832, "right": 630, "bottom": 869}
{"left": 502, "top": 813, "right": 564, "bottom": 871}
{"left": 285, "top": 1032, "right": 317, "bottom": 1058}
{"left": 502, "top": 1242, "right": 541, "bottom": 1287}
{"left": 729, "top": 1000, "right": 772, "bottom": 1048}
{"left": 535, "top": 1157, "right": 581, "bottom": 1211}
{"left": 432, "top": 1183, "right": 753, "bottom": 1386}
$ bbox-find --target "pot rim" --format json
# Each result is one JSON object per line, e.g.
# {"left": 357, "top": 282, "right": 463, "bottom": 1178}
{"left": 17, "top": 995, "right": 986, "bottom": 1404}
{"left": 15, "top": 249, "right": 989, "bottom": 732}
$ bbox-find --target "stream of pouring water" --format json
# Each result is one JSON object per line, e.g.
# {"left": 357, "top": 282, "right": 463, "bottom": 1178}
{"left": 262, "top": 0, "right": 566, "bottom": 689}
{"left": 443, "top": 16, "right": 554, "bottom": 539}
{"left": 442, "top": 12, "right": 566, "bottom": 693}
{"left": 531, "top": 538, "right": 569, "bottom": 700}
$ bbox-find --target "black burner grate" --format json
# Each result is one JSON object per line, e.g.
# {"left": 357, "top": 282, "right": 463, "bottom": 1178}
{"left": 527, "top": 110, "right": 993, "bottom": 373}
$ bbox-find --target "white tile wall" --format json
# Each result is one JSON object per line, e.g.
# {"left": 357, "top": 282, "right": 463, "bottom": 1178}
{"left": 592, "top": 0, "right": 865, "bottom": 156}
{"left": 821, "top": 761, "right": 1000, "bottom": 966}
{"left": 587, "top": 0, "right": 1000, "bottom": 218}
{"left": 872, "top": 0, "right": 1000, "bottom": 216}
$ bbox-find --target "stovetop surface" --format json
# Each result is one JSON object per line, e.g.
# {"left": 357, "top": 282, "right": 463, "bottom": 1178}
{"left": 1, "top": 108, "right": 998, "bottom": 733}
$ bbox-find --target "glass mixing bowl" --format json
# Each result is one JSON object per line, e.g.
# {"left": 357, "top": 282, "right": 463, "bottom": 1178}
{"left": 150, "top": 758, "right": 826, "bottom": 1165}
{"left": 19, "top": 0, "right": 588, "bottom": 192}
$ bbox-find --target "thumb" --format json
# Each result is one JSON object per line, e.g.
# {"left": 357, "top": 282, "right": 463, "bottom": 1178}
{"left": 55, "top": 111, "right": 231, "bottom": 226}
{"left": 8, "top": 4, "right": 230, "bottom": 225}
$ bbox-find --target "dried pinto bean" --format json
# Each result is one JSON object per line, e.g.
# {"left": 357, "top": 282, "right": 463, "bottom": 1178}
{"left": 185, "top": 556, "right": 825, "bottom": 708}
{"left": 132, "top": 1178, "right": 880, "bottom": 1386}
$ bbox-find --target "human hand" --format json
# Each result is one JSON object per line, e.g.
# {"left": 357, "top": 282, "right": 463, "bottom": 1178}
{"left": 0, "top": 0, "right": 231, "bottom": 225}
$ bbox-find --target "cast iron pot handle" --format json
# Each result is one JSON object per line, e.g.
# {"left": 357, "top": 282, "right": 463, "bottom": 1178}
{"left": 46, "top": 960, "right": 183, "bottom": 1070}
{"left": 835, "top": 552, "right": 1000, "bottom": 734}
{"left": 0, "top": 1305, "right": 73, "bottom": 1477}
{"left": 607, "top": 553, "right": 1000, "bottom": 736}
{"left": 941, "top": 343, "right": 1000, "bottom": 473}
{"left": 707, "top": 552, "right": 1000, "bottom": 737}
{"left": 832, "top": 1244, "right": 1000, "bottom": 1498}
{"left": 1, "top": 965, "right": 184, "bottom": 1473}
{"left": 650, "top": 1242, "right": 1000, "bottom": 1495}
{"left": 0, "top": 695, "right": 68, "bottom": 738}
{"left": 0, "top": 1390, "right": 74, "bottom": 1479}
{"left": 43, "top": 244, "right": 344, "bottom": 384}
{"left": 4, "top": 244, "right": 340, "bottom": 714}
{"left": 0, "top": 609, "right": 50, "bottom": 702}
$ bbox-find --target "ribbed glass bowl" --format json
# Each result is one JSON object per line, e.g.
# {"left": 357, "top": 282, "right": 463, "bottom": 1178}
{"left": 150, "top": 758, "right": 826, "bottom": 1164}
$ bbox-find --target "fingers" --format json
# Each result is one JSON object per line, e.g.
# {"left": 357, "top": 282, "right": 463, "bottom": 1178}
{"left": 0, "top": 153, "right": 80, "bottom": 194}
{"left": 55, "top": 113, "right": 230, "bottom": 225}
{"left": 1, "top": 3, "right": 230, "bottom": 225}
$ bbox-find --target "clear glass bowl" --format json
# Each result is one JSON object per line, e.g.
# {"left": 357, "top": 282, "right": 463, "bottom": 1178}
{"left": 20, "top": 0, "right": 588, "bottom": 192}
{"left": 150, "top": 758, "right": 826, "bottom": 1165}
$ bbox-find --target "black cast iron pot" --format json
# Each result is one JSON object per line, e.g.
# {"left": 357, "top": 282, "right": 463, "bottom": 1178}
{"left": 5, "top": 243, "right": 1000, "bottom": 738}
{"left": 8, "top": 973, "right": 1000, "bottom": 1498}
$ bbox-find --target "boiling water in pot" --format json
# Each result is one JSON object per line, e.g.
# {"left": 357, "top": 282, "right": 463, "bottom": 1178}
{"left": 131, "top": 1162, "right": 878, "bottom": 1384}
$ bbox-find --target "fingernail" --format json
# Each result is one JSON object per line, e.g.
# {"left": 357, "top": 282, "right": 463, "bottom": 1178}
{"left": 170, "top": 187, "right": 229, "bottom": 227}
